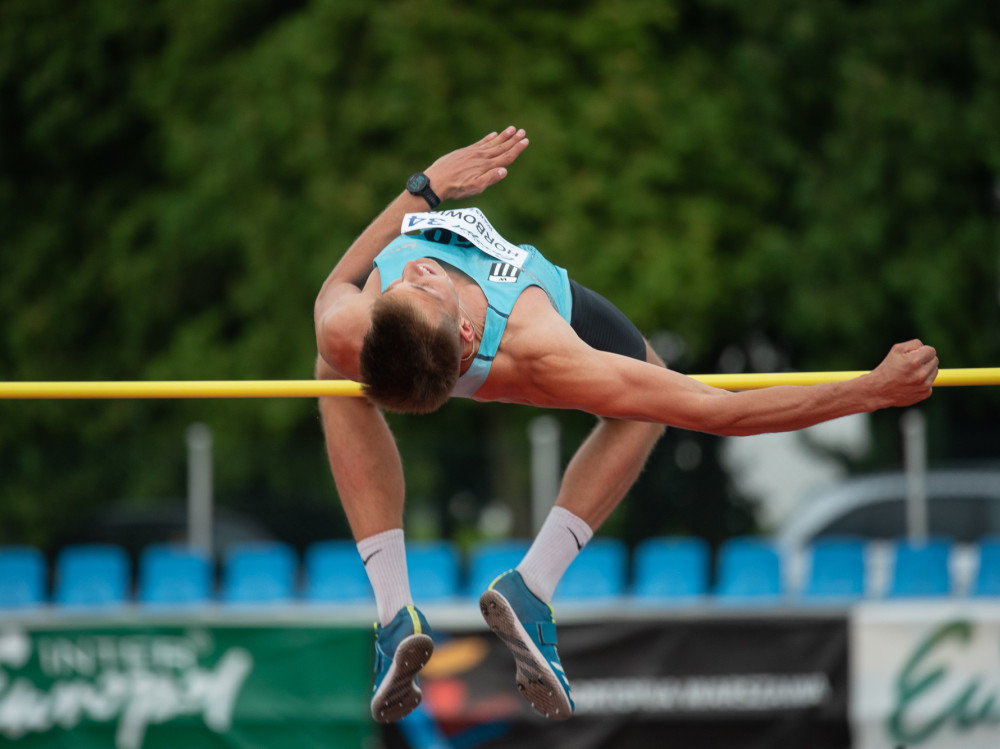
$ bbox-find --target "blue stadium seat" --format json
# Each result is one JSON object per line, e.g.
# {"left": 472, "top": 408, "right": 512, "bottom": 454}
{"left": 632, "top": 536, "right": 709, "bottom": 602}
{"left": 465, "top": 539, "right": 531, "bottom": 597}
{"left": 0, "top": 546, "right": 47, "bottom": 608}
{"left": 801, "top": 537, "right": 866, "bottom": 602}
{"left": 407, "top": 541, "right": 461, "bottom": 602}
{"left": 222, "top": 542, "right": 298, "bottom": 604}
{"left": 714, "top": 537, "right": 784, "bottom": 603}
{"left": 55, "top": 544, "right": 130, "bottom": 607}
{"left": 885, "top": 538, "right": 952, "bottom": 598}
{"left": 971, "top": 538, "right": 1000, "bottom": 597}
{"left": 554, "top": 538, "right": 628, "bottom": 602}
{"left": 139, "top": 544, "right": 212, "bottom": 606}
{"left": 305, "top": 540, "right": 373, "bottom": 604}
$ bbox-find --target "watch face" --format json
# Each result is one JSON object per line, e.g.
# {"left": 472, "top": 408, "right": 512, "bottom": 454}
{"left": 407, "top": 173, "right": 429, "bottom": 193}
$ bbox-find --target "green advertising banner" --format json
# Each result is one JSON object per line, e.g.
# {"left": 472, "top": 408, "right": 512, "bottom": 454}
{"left": 0, "top": 618, "right": 375, "bottom": 749}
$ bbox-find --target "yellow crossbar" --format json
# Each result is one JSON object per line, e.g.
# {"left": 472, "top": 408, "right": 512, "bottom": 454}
{"left": 0, "top": 368, "right": 997, "bottom": 400}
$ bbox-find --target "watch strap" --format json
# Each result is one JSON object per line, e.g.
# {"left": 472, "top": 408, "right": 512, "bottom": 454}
{"left": 407, "top": 172, "right": 441, "bottom": 209}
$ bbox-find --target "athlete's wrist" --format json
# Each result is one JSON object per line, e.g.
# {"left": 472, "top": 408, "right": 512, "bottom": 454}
{"left": 406, "top": 172, "right": 441, "bottom": 209}
{"left": 421, "top": 168, "right": 453, "bottom": 203}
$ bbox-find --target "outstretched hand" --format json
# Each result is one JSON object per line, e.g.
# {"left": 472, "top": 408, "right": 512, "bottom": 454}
{"left": 869, "top": 339, "right": 939, "bottom": 407}
{"left": 424, "top": 126, "right": 530, "bottom": 202}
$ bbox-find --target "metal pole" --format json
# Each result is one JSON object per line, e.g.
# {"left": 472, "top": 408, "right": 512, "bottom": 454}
{"left": 528, "top": 416, "right": 561, "bottom": 534}
{"left": 186, "top": 422, "right": 214, "bottom": 557}
{"left": 901, "top": 409, "right": 928, "bottom": 544}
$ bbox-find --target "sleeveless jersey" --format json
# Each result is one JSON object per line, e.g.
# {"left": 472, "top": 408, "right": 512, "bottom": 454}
{"left": 373, "top": 223, "right": 572, "bottom": 397}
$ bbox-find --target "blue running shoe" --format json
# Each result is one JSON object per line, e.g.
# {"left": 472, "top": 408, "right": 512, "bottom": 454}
{"left": 479, "top": 570, "right": 574, "bottom": 720}
{"left": 371, "top": 605, "right": 434, "bottom": 723}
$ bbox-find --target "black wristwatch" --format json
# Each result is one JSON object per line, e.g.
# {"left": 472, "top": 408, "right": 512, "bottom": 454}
{"left": 406, "top": 172, "right": 441, "bottom": 209}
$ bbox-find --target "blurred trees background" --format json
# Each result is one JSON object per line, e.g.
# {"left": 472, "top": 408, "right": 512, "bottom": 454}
{"left": 1, "top": 0, "right": 998, "bottom": 554}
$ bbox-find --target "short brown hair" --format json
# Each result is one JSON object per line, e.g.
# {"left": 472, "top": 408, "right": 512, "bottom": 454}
{"left": 359, "top": 295, "right": 462, "bottom": 414}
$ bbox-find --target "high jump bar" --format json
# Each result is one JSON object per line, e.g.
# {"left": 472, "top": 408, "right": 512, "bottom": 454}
{"left": 0, "top": 368, "right": 997, "bottom": 400}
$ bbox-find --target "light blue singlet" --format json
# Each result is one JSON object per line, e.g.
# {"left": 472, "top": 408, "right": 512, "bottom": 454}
{"left": 373, "top": 226, "right": 572, "bottom": 397}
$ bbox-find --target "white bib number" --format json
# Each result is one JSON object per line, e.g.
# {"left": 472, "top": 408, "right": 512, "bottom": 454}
{"left": 402, "top": 207, "right": 528, "bottom": 268}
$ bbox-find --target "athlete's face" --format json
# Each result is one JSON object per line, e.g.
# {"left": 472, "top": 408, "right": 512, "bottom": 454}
{"left": 383, "top": 258, "right": 461, "bottom": 324}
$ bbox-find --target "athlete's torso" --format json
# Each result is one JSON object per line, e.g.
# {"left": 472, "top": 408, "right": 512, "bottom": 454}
{"left": 373, "top": 209, "right": 572, "bottom": 396}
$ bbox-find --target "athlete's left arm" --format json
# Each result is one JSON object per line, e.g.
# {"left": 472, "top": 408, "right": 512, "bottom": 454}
{"left": 517, "top": 319, "right": 937, "bottom": 436}
{"left": 316, "top": 127, "right": 529, "bottom": 301}
{"left": 314, "top": 127, "right": 530, "bottom": 377}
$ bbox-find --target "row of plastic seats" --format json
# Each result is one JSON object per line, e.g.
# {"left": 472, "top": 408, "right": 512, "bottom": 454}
{"left": 0, "top": 538, "right": 620, "bottom": 608}
{"left": 0, "top": 540, "right": 472, "bottom": 608}
{"left": 4, "top": 535, "right": 1000, "bottom": 609}
{"left": 709, "top": 536, "right": 1000, "bottom": 602}
{"left": 466, "top": 536, "right": 1000, "bottom": 603}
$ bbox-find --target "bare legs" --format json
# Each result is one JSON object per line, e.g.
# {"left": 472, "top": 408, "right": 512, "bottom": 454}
{"left": 555, "top": 342, "right": 667, "bottom": 530}
{"left": 316, "top": 356, "right": 405, "bottom": 539}
{"left": 317, "top": 356, "right": 412, "bottom": 624}
{"left": 514, "top": 342, "right": 667, "bottom": 602}
{"left": 317, "top": 341, "right": 667, "bottom": 612}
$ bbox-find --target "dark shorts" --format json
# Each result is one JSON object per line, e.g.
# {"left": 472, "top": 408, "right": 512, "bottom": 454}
{"left": 569, "top": 280, "right": 647, "bottom": 362}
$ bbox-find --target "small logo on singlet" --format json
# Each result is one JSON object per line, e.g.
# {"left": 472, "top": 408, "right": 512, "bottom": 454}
{"left": 489, "top": 262, "right": 520, "bottom": 283}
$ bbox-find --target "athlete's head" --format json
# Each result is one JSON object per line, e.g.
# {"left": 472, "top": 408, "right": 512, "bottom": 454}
{"left": 360, "top": 293, "right": 463, "bottom": 414}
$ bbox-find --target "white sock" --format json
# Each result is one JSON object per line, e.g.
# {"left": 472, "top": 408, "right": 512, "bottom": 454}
{"left": 357, "top": 529, "right": 412, "bottom": 625}
{"left": 516, "top": 506, "right": 594, "bottom": 604}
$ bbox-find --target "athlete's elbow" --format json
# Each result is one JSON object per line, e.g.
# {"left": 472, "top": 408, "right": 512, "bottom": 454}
{"left": 316, "top": 323, "right": 359, "bottom": 381}
{"left": 692, "top": 416, "right": 743, "bottom": 437}
{"left": 682, "top": 398, "right": 756, "bottom": 437}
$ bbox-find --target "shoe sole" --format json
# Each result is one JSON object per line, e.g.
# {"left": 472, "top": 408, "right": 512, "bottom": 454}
{"left": 479, "top": 589, "right": 573, "bottom": 721}
{"left": 370, "top": 633, "right": 434, "bottom": 723}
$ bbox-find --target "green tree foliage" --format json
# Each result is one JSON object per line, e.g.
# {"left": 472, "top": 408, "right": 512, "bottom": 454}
{"left": 1, "top": 0, "right": 997, "bottom": 550}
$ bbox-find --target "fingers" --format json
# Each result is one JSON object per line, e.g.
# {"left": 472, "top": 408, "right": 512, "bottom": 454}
{"left": 903, "top": 341, "right": 938, "bottom": 390}
{"left": 489, "top": 139, "right": 529, "bottom": 178}
{"left": 447, "top": 126, "right": 526, "bottom": 169}
{"left": 473, "top": 166, "right": 507, "bottom": 193}
{"left": 909, "top": 342, "right": 938, "bottom": 371}
{"left": 486, "top": 130, "right": 529, "bottom": 176}
{"left": 924, "top": 351, "right": 940, "bottom": 386}
{"left": 876, "top": 340, "right": 939, "bottom": 405}
{"left": 920, "top": 348, "right": 939, "bottom": 372}
{"left": 892, "top": 339, "right": 937, "bottom": 368}
{"left": 471, "top": 126, "right": 514, "bottom": 150}
{"left": 894, "top": 339, "right": 924, "bottom": 354}
{"left": 476, "top": 130, "right": 501, "bottom": 145}
{"left": 481, "top": 126, "right": 527, "bottom": 153}
{"left": 486, "top": 125, "right": 521, "bottom": 145}
{"left": 431, "top": 127, "right": 529, "bottom": 200}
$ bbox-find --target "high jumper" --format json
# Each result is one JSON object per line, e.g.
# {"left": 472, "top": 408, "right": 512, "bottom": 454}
{"left": 312, "top": 126, "right": 938, "bottom": 722}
